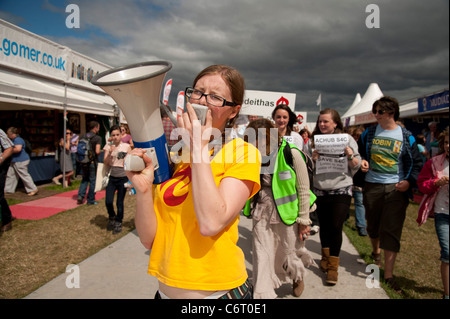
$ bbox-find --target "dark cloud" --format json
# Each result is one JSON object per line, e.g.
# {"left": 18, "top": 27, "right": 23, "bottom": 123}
{"left": 46, "top": 0, "right": 450, "bottom": 119}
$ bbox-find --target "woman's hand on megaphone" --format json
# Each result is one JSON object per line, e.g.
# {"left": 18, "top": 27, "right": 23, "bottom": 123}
{"left": 125, "top": 148, "right": 154, "bottom": 194}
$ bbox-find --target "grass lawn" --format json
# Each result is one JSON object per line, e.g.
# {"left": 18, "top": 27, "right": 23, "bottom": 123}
{"left": 344, "top": 200, "right": 443, "bottom": 299}
{"left": 0, "top": 181, "right": 136, "bottom": 299}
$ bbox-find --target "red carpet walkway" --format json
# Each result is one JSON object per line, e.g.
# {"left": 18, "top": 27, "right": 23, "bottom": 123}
{"left": 10, "top": 191, "right": 424, "bottom": 221}
{"left": 10, "top": 190, "right": 106, "bottom": 220}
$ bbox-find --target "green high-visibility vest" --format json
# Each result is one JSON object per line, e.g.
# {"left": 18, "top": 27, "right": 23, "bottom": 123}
{"left": 243, "top": 138, "right": 316, "bottom": 225}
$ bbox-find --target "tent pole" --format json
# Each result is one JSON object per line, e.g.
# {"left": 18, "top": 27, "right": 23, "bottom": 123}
{"left": 62, "top": 84, "right": 67, "bottom": 188}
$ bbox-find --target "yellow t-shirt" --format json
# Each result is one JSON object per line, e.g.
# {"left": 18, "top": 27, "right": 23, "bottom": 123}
{"left": 148, "top": 138, "right": 261, "bottom": 291}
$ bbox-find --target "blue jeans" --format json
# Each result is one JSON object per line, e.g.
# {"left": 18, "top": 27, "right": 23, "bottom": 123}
{"left": 77, "top": 162, "right": 97, "bottom": 204}
{"left": 435, "top": 213, "right": 449, "bottom": 263}
{"left": 70, "top": 152, "right": 79, "bottom": 176}
{"left": 353, "top": 190, "right": 367, "bottom": 230}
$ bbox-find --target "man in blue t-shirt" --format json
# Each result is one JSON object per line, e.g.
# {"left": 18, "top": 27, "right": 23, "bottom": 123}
{"left": 5, "top": 127, "right": 38, "bottom": 196}
{"left": 358, "top": 96, "right": 423, "bottom": 294}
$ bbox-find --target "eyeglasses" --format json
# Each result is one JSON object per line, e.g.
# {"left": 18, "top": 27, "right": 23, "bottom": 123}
{"left": 185, "top": 87, "right": 237, "bottom": 107}
{"left": 66, "top": 132, "right": 72, "bottom": 135}
{"left": 372, "top": 109, "right": 386, "bottom": 115}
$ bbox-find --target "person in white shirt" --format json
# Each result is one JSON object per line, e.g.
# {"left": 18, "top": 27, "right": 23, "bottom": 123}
{"left": 103, "top": 125, "right": 131, "bottom": 234}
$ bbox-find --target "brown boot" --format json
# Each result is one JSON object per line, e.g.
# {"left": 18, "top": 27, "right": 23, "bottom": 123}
{"left": 293, "top": 279, "right": 305, "bottom": 297}
{"left": 320, "top": 248, "right": 330, "bottom": 272}
{"left": 326, "top": 256, "right": 339, "bottom": 285}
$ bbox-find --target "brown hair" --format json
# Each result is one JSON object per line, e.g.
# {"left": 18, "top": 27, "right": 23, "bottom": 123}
{"left": 193, "top": 65, "right": 245, "bottom": 128}
{"left": 271, "top": 104, "right": 297, "bottom": 136}
{"left": 372, "top": 96, "right": 400, "bottom": 121}
{"left": 310, "top": 108, "right": 343, "bottom": 148}
{"left": 438, "top": 127, "right": 449, "bottom": 155}
{"left": 7, "top": 127, "right": 19, "bottom": 135}
{"left": 88, "top": 120, "right": 100, "bottom": 131}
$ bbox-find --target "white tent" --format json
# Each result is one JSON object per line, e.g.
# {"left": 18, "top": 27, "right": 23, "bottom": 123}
{"left": 0, "top": 68, "right": 116, "bottom": 116}
{"left": 399, "top": 101, "right": 418, "bottom": 118}
{"left": 0, "top": 19, "right": 116, "bottom": 116}
{"left": 341, "top": 93, "right": 361, "bottom": 126}
{"left": 341, "top": 93, "right": 361, "bottom": 118}
{"left": 342, "top": 83, "right": 384, "bottom": 126}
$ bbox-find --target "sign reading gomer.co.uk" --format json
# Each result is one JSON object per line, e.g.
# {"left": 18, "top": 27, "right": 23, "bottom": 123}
{"left": 0, "top": 18, "right": 110, "bottom": 91}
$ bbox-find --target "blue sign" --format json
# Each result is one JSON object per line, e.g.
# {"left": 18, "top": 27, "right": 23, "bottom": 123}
{"left": 418, "top": 90, "right": 449, "bottom": 113}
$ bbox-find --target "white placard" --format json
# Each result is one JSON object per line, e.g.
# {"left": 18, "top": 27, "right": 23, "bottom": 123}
{"left": 314, "top": 134, "right": 348, "bottom": 174}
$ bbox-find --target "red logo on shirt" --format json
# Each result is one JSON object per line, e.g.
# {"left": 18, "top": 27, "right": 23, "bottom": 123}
{"left": 160, "top": 166, "right": 191, "bottom": 206}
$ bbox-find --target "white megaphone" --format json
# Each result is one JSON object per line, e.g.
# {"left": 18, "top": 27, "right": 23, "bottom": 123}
{"left": 91, "top": 61, "right": 173, "bottom": 184}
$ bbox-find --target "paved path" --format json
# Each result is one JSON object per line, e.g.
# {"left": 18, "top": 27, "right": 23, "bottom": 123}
{"left": 26, "top": 214, "right": 388, "bottom": 299}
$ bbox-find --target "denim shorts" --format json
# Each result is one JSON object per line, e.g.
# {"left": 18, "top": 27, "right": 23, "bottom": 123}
{"left": 435, "top": 213, "right": 449, "bottom": 263}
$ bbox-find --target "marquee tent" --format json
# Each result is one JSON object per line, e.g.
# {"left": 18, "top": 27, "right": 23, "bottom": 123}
{"left": 0, "top": 68, "right": 116, "bottom": 116}
{"left": 341, "top": 93, "right": 361, "bottom": 124}
{"left": 399, "top": 100, "right": 419, "bottom": 118}
{"left": 0, "top": 19, "right": 116, "bottom": 117}
{"left": 342, "top": 83, "right": 384, "bottom": 126}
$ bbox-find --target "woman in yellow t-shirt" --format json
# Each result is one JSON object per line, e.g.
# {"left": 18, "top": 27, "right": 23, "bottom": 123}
{"left": 126, "top": 65, "right": 261, "bottom": 299}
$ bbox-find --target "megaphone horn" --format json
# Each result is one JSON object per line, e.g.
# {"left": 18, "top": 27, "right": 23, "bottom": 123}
{"left": 91, "top": 61, "right": 173, "bottom": 184}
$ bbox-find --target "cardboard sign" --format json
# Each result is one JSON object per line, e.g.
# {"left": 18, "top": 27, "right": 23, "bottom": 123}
{"left": 314, "top": 134, "right": 348, "bottom": 174}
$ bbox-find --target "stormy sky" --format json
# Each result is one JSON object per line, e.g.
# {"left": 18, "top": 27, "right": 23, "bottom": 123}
{"left": 1, "top": 0, "right": 449, "bottom": 120}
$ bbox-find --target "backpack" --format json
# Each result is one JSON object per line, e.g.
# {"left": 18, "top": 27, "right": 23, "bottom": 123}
{"left": 76, "top": 133, "right": 95, "bottom": 164}
{"left": 24, "top": 139, "right": 32, "bottom": 155}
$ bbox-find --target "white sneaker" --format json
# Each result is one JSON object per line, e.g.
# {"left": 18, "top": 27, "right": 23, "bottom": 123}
{"left": 310, "top": 225, "right": 320, "bottom": 235}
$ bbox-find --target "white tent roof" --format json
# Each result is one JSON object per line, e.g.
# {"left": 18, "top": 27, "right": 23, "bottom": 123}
{"left": 341, "top": 93, "right": 361, "bottom": 119}
{"left": 399, "top": 101, "right": 418, "bottom": 118}
{"left": 342, "top": 83, "right": 384, "bottom": 126}
{"left": 0, "top": 69, "right": 116, "bottom": 116}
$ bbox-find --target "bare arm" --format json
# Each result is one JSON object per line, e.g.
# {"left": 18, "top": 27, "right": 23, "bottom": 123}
{"left": 291, "top": 148, "right": 311, "bottom": 241}
{"left": 0, "top": 146, "right": 13, "bottom": 164}
{"left": 12, "top": 144, "right": 22, "bottom": 154}
{"left": 179, "top": 102, "right": 254, "bottom": 237}
{"left": 125, "top": 149, "right": 157, "bottom": 249}
{"left": 191, "top": 161, "right": 253, "bottom": 236}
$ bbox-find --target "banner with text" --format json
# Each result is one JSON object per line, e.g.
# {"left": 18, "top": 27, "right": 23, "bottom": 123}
{"left": 418, "top": 90, "right": 449, "bottom": 113}
{"left": 241, "top": 90, "right": 296, "bottom": 117}
{"left": 1, "top": 19, "right": 110, "bottom": 91}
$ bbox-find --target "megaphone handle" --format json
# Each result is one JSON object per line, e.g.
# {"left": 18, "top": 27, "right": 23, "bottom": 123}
{"left": 124, "top": 150, "right": 159, "bottom": 172}
{"left": 125, "top": 136, "right": 173, "bottom": 184}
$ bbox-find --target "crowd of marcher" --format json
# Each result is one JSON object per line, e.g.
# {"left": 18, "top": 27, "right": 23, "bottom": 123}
{"left": 1, "top": 65, "right": 447, "bottom": 300}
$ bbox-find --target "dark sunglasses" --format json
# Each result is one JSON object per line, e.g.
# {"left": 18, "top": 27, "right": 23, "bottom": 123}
{"left": 372, "top": 109, "right": 386, "bottom": 115}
